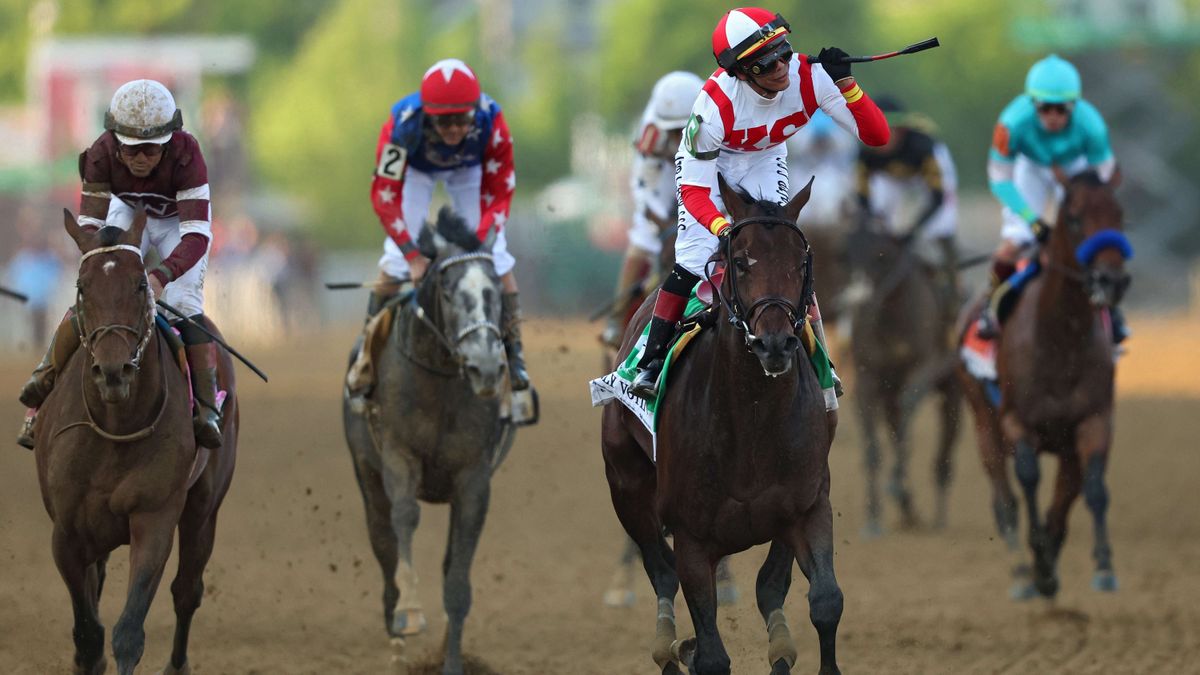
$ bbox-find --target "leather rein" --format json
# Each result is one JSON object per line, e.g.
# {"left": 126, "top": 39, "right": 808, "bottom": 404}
{"left": 401, "top": 251, "right": 503, "bottom": 377}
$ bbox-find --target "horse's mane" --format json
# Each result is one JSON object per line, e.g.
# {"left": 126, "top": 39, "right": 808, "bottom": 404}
{"left": 417, "top": 206, "right": 482, "bottom": 259}
{"left": 726, "top": 186, "right": 789, "bottom": 228}
{"left": 1069, "top": 170, "right": 1105, "bottom": 190}
{"left": 97, "top": 226, "right": 125, "bottom": 247}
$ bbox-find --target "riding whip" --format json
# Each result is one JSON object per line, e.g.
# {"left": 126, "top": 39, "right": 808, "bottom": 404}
{"left": 155, "top": 299, "right": 270, "bottom": 382}
{"left": 0, "top": 285, "right": 29, "bottom": 303}
{"left": 807, "top": 37, "right": 940, "bottom": 64}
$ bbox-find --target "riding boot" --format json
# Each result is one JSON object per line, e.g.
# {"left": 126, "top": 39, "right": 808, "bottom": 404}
{"left": 810, "top": 314, "right": 843, "bottom": 398}
{"left": 501, "top": 292, "right": 531, "bottom": 391}
{"left": 976, "top": 259, "right": 1017, "bottom": 339}
{"left": 18, "top": 310, "right": 80, "bottom": 409}
{"left": 347, "top": 279, "right": 406, "bottom": 400}
{"left": 185, "top": 342, "right": 224, "bottom": 449}
{"left": 937, "top": 236, "right": 961, "bottom": 322}
{"left": 630, "top": 265, "right": 699, "bottom": 401}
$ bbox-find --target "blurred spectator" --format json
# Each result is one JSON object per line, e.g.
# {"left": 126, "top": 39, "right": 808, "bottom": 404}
{"left": 5, "top": 226, "right": 65, "bottom": 345}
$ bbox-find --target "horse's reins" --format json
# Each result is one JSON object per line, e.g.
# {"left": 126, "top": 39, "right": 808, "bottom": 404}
{"left": 404, "top": 251, "right": 503, "bottom": 377}
{"left": 55, "top": 244, "right": 169, "bottom": 443}
{"left": 707, "top": 215, "right": 814, "bottom": 348}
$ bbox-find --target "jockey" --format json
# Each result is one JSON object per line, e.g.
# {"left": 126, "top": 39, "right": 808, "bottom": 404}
{"left": 600, "top": 70, "right": 705, "bottom": 350}
{"left": 855, "top": 95, "right": 960, "bottom": 312}
{"left": 629, "top": 6, "right": 890, "bottom": 401}
{"left": 978, "top": 54, "right": 1127, "bottom": 342}
{"left": 347, "top": 58, "right": 529, "bottom": 399}
{"left": 17, "top": 79, "right": 222, "bottom": 450}
{"left": 785, "top": 109, "right": 857, "bottom": 225}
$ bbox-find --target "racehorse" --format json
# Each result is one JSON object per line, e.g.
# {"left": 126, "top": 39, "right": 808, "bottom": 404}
{"left": 844, "top": 221, "right": 961, "bottom": 535}
{"left": 962, "top": 171, "right": 1131, "bottom": 598}
{"left": 603, "top": 177, "right": 842, "bottom": 675}
{"left": 35, "top": 209, "right": 238, "bottom": 675}
{"left": 344, "top": 207, "right": 517, "bottom": 675}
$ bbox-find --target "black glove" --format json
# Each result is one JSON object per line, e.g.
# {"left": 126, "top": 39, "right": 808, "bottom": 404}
{"left": 1031, "top": 218, "right": 1052, "bottom": 243}
{"left": 818, "top": 47, "right": 852, "bottom": 82}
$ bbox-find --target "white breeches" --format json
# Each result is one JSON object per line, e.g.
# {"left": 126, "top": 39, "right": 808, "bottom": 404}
{"left": 1000, "top": 155, "right": 1089, "bottom": 245}
{"left": 106, "top": 196, "right": 209, "bottom": 317}
{"left": 379, "top": 165, "right": 515, "bottom": 278}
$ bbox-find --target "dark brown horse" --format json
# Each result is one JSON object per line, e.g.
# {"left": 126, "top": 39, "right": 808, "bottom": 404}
{"left": 35, "top": 209, "right": 238, "bottom": 674}
{"left": 843, "top": 222, "right": 961, "bottom": 535}
{"left": 962, "top": 172, "right": 1130, "bottom": 598}
{"left": 603, "top": 177, "right": 841, "bottom": 675}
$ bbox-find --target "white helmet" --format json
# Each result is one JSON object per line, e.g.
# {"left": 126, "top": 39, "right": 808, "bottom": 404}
{"left": 104, "top": 79, "right": 182, "bottom": 145}
{"left": 648, "top": 71, "right": 704, "bottom": 130}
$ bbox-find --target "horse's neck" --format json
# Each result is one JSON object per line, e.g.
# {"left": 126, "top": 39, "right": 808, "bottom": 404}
{"left": 710, "top": 319, "right": 804, "bottom": 406}
{"left": 1034, "top": 240, "right": 1095, "bottom": 351}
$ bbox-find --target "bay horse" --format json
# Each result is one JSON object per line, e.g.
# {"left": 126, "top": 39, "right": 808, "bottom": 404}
{"left": 35, "top": 209, "right": 238, "bottom": 675}
{"left": 344, "top": 208, "right": 517, "bottom": 675}
{"left": 602, "top": 176, "right": 842, "bottom": 675}
{"left": 963, "top": 171, "right": 1131, "bottom": 598}
{"left": 844, "top": 221, "right": 961, "bottom": 535}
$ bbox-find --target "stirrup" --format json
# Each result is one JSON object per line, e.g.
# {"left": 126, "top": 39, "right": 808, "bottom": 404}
{"left": 629, "top": 360, "right": 663, "bottom": 401}
{"left": 16, "top": 413, "right": 35, "bottom": 450}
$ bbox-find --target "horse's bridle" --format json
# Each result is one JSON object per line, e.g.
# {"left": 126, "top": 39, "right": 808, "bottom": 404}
{"left": 707, "top": 216, "right": 814, "bottom": 347}
{"left": 408, "top": 251, "right": 503, "bottom": 375}
{"left": 56, "top": 243, "right": 169, "bottom": 443}
{"left": 1044, "top": 214, "right": 1133, "bottom": 307}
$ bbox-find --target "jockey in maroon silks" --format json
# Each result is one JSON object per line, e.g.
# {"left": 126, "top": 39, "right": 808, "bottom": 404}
{"left": 17, "top": 79, "right": 222, "bottom": 450}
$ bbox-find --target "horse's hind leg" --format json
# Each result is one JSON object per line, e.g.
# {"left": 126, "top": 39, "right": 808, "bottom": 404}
{"left": 673, "top": 534, "right": 730, "bottom": 675}
{"left": 163, "top": 493, "right": 221, "bottom": 675}
{"left": 1078, "top": 415, "right": 1117, "bottom": 591}
{"left": 932, "top": 375, "right": 962, "bottom": 529}
{"left": 378, "top": 451, "right": 425, "bottom": 639}
{"left": 112, "top": 510, "right": 178, "bottom": 675}
{"left": 789, "top": 474, "right": 843, "bottom": 675}
{"left": 755, "top": 540, "right": 797, "bottom": 673}
{"left": 971, "top": 400, "right": 1026, "bottom": 597}
{"left": 440, "top": 464, "right": 492, "bottom": 675}
{"left": 883, "top": 394, "right": 918, "bottom": 529}
{"left": 347, "top": 427, "right": 401, "bottom": 635}
{"left": 51, "top": 529, "right": 107, "bottom": 675}
{"left": 854, "top": 387, "right": 884, "bottom": 538}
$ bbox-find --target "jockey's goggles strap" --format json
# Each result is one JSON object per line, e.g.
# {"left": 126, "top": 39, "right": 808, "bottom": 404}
{"left": 80, "top": 244, "right": 144, "bottom": 267}
{"left": 717, "top": 14, "right": 791, "bottom": 70}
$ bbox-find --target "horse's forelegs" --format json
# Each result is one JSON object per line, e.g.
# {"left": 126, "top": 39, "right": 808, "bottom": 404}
{"left": 755, "top": 540, "right": 797, "bottom": 672}
{"left": 165, "top": 499, "right": 219, "bottom": 674}
{"left": 855, "top": 389, "right": 883, "bottom": 538}
{"left": 52, "top": 530, "right": 107, "bottom": 675}
{"left": 673, "top": 534, "right": 729, "bottom": 675}
{"left": 791, "top": 478, "right": 843, "bottom": 675}
{"left": 113, "top": 511, "right": 177, "bottom": 675}
{"left": 441, "top": 467, "right": 491, "bottom": 675}
{"left": 1014, "top": 439, "right": 1052, "bottom": 598}
{"left": 1078, "top": 415, "right": 1117, "bottom": 591}
{"left": 1040, "top": 451, "right": 1082, "bottom": 599}
{"left": 349, "top": 445, "right": 401, "bottom": 634}
{"left": 883, "top": 396, "right": 917, "bottom": 528}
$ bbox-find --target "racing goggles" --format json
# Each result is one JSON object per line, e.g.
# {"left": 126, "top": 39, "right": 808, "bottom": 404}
{"left": 430, "top": 112, "right": 474, "bottom": 129}
{"left": 740, "top": 39, "right": 793, "bottom": 76}
{"left": 118, "top": 142, "right": 165, "bottom": 158}
{"left": 717, "top": 13, "right": 791, "bottom": 70}
{"left": 1035, "top": 101, "right": 1072, "bottom": 116}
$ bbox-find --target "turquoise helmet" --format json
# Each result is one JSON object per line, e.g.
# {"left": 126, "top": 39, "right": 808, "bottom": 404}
{"left": 1024, "top": 54, "right": 1081, "bottom": 103}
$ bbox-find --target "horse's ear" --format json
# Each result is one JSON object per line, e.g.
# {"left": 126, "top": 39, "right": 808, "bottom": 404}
{"left": 63, "top": 208, "right": 94, "bottom": 253}
{"left": 717, "top": 173, "right": 746, "bottom": 222}
{"left": 784, "top": 176, "right": 815, "bottom": 223}
{"left": 124, "top": 207, "right": 147, "bottom": 247}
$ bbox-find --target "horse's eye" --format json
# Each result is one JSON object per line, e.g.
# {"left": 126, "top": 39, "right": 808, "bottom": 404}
{"left": 137, "top": 278, "right": 148, "bottom": 292}
{"left": 734, "top": 257, "right": 750, "bottom": 272}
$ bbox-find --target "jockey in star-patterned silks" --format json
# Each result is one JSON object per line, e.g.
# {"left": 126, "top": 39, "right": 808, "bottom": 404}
{"left": 599, "top": 70, "right": 705, "bottom": 350}
{"left": 16, "top": 79, "right": 223, "bottom": 451}
{"left": 346, "top": 58, "right": 530, "bottom": 399}
{"left": 628, "top": 6, "right": 891, "bottom": 403}
{"left": 978, "top": 53, "right": 1128, "bottom": 344}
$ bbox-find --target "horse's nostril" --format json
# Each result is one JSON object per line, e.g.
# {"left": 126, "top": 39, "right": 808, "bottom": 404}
{"left": 91, "top": 364, "right": 102, "bottom": 379}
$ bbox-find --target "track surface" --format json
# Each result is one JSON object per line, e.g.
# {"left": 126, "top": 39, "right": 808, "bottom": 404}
{"left": 1, "top": 320, "right": 1197, "bottom": 674}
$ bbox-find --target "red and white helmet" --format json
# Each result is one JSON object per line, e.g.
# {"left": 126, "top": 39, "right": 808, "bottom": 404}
{"left": 420, "top": 58, "right": 481, "bottom": 115}
{"left": 712, "top": 8, "right": 791, "bottom": 72}
{"left": 104, "top": 79, "right": 182, "bottom": 145}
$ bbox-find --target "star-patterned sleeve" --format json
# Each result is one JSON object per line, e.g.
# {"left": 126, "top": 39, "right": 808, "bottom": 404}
{"left": 477, "top": 111, "right": 515, "bottom": 241}
{"left": 370, "top": 114, "right": 419, "bottom": 260}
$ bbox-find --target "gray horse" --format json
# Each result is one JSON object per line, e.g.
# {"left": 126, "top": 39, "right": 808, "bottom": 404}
{"left": 344, "top": 208, "right": 516, "bottom": 675}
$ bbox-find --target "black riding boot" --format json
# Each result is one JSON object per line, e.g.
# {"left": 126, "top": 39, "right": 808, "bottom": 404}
{"left": 501, "top": 292, "right": 531, "bottom": 391}
{"left": 17, "top": 311, "right": 80, "bottom": 450}
{"left": 629, "top": 264, "right": 699, "bottom": 401}
{"left": 180, "top": 316, "right": 224, "bottom": 449}
{"left": 976, "top": 259, "right": 1016, "bottom": 339}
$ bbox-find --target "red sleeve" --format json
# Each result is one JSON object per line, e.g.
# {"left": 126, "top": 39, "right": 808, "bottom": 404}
{"left": 152, "top": 233, "right": 208, "bottom": 285}
{"left": 370, "top": 115, "right": 419, "bottom": 260}
{"left": 680, "top": 184, "right": 729, "bottom": 235}
{"left": 78, "top": 135, "right": 113, "bottom": 229}
{"left": 477, "top": 111, "right": 515, "bottom": 241}
{"left": 842, "top": 82, "right": 890, "bottom": 147}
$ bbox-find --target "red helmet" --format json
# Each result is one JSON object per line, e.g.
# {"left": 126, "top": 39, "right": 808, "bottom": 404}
{"left": 712, "top": 8, "right": 791, "bottom": 72}
{"left": 420, "top": 58, "right": 481, "bottom": 115}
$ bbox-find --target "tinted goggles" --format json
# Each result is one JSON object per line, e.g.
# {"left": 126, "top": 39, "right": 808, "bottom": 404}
{"left": 1035, "top": 101, "right": 1072, "bottom": 115}
{"left": 119, "top": 143, "right": 165, "bottom": 158}
{"left": 430, "top": 112, "right": 474, "bottom": 129}
{"left": 741, "top": 39, "right": 793, "bottom": 76}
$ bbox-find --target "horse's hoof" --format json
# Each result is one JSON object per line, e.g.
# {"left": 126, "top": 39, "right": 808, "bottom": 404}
{"left": 158, "top": 660, "right": 190, "bottom": 675}
{"left": 75, "top": 657, "right": 108, "bottom": 675}
{"left": 1092, "top": 571, "right": 1119, "bottom": 592}
{"left": 603, "top": 588, "right": 636, "bottom": 608}
{"left": 1009, "top": 581, "right": 1037, "bottom": 601}
{"left": 1035, "top": 574, "right": 1060, "bottom": 598}
{"left": 661, "top": 663, "right": 684, "bottom": 675}
{"left": 771, "top": 656, "right": 792, "bottom": 674}
{"left": 390, "top": 608, "right": 427, "bottom": 637}
{"left": 716, "top": 580, "right": 740, "bottom": 606}
{"left": 670, "top": 637, "right": 696, "bottom": 670}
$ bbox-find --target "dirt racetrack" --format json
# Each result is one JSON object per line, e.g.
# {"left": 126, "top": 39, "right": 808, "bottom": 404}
{"left": 1, "top": 318, "right": 1198, "bottom": 674}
